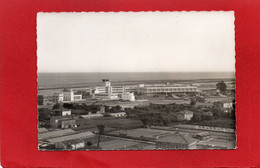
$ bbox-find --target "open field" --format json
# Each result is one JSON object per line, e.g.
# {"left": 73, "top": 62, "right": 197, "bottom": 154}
{"left": 106, "top": 127, "right": 235, "bottom": 149}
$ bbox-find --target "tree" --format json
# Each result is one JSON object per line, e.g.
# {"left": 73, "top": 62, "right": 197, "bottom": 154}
{"left": 140, "top": 118, "right": 149, "bottom": 128}
{"left": 38, "top": 108, "right": 52, "bottom": 121}
{"left": 190, "top": 98, "right": 197, "bottom": 106}
{"left": 112, "top": 105, "right": 122, "bottom": 112}
{"left": 216, "top": 81, "right": 227, "bottom": 94}
{"left": 97, "top": 124, "right": 105, "bottom": 148}
{"left": 63, "top": 103, "right": 73, "bottom": 109}
{"left": 86, "top": 141, "right": 93, "bottom": 146}
{"left": 196, "top": 97, "right": 205, "bottom": 103}
{"left": 52, "top": 103, "right": 60, "bottom": 110}
{"left": 191, "top": 113, "right": 202, "bottom": 122}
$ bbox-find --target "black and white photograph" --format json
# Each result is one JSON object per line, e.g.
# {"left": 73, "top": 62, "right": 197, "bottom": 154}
{"left": 37, "top": 11, "right": 236, "bottom": 150}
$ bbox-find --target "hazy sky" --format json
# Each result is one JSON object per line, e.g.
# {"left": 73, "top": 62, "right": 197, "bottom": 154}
{"left": 37, "top": 12, "right": 235, "bottom": 73}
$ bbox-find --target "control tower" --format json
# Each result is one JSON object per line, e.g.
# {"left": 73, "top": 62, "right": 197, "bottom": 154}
{"left": 102, "top": 79, "right": 112, "bottom": 93}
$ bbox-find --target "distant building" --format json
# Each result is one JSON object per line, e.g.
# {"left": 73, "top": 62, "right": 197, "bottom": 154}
{"left": 92, "top": 79, "right": 136, "bottom": 101}
{"left": 176, "top": 110, "right": 194, "bottom": 121}
{"left": 62, "top": 110, "right": 71, "bottom": 116}
{"left": 47, "top": 132, "right": 94, "bottom": 143}
{"left": 50, "top": 116, "right": 76, "bottom": 128}
{"left": 73, "top": 94, "right": 82, "bottom": 101}
{"left": 213, "top": 100, "right": 233, "bottom": 113}
{"left": 38, "top": 129, "right": 76, "bottom": 140}
{"left": 155, "top": 132, "right": 198, "bottom": 149}
{"left": 124, "top": 85, "right": 138, "bottom": 93}
{"left": 38, "top": 127, "right": 48, "bottom": 134}
{"left": 60, "top": 118, "right": 76, "bottom": 129}
{"left": 80, "top": 113, "right": 103, "bottom": 119}
{"left": 137, "top": 84, "right": 198, "bottom": 95}
{"left": 57, "top": 89, "right": 82, "bottom": 102}
{"left": 119, "top": 92, "right": 135, "bottom": 101}
{"left": 46, "top": 132, "right": 95, "bottom": 149}
{"left": 53, "top": 109, "right": 71, "bottom": 116}
{"left": 226, "top": 88, "right": 235, "bottom": 97}
{"left": 111, "top": 86, "right": 125, "bottom": 93}
{"left": 97, "top": 106, "right": 105, "bottom": 114}
{"left": 203, "top": 111, "right": 213, "bottom": 116}
{"left": 93, "top": 93, "right": 119, "bottom": 100}
{"left": 109, "top": 112, "right": 127, "bottom": 118}
{"left": 38, "top": 95, "right": 59, "bottom": 105}
{"left": 55, "top": 139, "right": 85, "bottom": 150}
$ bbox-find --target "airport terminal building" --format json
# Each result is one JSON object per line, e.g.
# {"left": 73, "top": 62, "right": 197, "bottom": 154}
{"left": 137, "top": 84, "right": 198, "bottom": 94}
{"left": 92, "top": 79, "right": 135, "bottom": 101}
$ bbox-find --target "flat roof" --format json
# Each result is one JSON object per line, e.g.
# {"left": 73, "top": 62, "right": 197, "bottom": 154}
{"left": 38, "top": 127, "right": 48, "bottom": 133}
{"left": 214, "top": 100, "right": 233, "bottom": 103}
{"left": 61, "top": 138, "right": 85, "bottom": 146}
{"left": 155, "top": 132, "right": 197, "bottom": 145}
{"left": 47, "top": 132, "right": 95, "bottom": 143}
{"left": 109, "top": 112, "right": 126, "bottom": 115}
{"left": 177, "top": 110, "right": 194, "bottom": 114}
{"left": 60, "top": 118, "right": 75, "bottom": 122}
{"left": 99, "top": 139, "right": 142, "bottom": 150}
{"left": 39, "top": 129, "right": 76, "bottom": 140}
{"left": 50, "top": 116, "right": 73, "bottom": 120}
{"left": 80, "top": 114, "right": 103, "bottom": 118}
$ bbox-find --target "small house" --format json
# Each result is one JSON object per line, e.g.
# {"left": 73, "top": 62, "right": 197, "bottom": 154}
{"left": 176, "top": 110, "right": 194, "bottom": 121}
{"left": 60, "top": 118, "right": 76, "bottom": 129}
{"left": 50, "top": 116, "right": 76, "bottom": 128}
{"left": 155, "top": 132, "right": 198, "bottom": 149}
{"left": 213, "top": 100, "right": 233, "bottom": 113}
{"left": 109, "top": 112, "right": 127, "bottom": 118}
{"left": 55, "top": 139, "right": 85, "bottom": 150}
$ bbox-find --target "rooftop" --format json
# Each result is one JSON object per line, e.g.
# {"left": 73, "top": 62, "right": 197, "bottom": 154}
{"left": 156, "top": 132, "right": 197, "bottom": 145}
{"left": 60, "top": 118, "right": 75, "bottom": 122}
{"left": 177, "top": 110, "right": 194, "bottom": 115}
{"left": 61, "top": 138, "right": 85, "bottom": 146}
{"left": 214, "top": 100, "right": 233, "bottom": 103}
{"left": 50, "top": 115, "right": 73, "bottom": 120}
{"left": 47, "top": 132, "right": 95, "bottom": 144}
{"left": 38, "top": 129, "right": 76, "bottom": 140}
{"left": 80, "top": 114, "right": 103, "bottom": 118}
{"left": 109, "top": 112, "right": 126, "bottom": 115}
{"left": 38, "top": 127, "right": 48, "bottom": 133}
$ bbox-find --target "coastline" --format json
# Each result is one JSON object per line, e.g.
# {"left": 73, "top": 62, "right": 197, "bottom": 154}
{"left": 38, "top": 78, "right": 235, "bottom": 90}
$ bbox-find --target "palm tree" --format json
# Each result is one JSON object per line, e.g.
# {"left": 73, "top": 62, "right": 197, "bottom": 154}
{"left": 97, "top": 124, "right": 105, "bottom": 148}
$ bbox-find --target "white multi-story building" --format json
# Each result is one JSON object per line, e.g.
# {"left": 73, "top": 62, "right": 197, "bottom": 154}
{"left": 58, "top": 89, "right": 82, "bottom": 102}
{"left": 111, "top": 86, "right": 125, "bottom": 93}
{"left": 124, "top": 85, "right": 138, "bottom": 93}
{"left": 92, "top": 79, "right": 136, "bottom": 101}
{"left": 119, "top": 92, "right": 135, "bottom": 101}
{"left": 93, "top": 93, "right": 119, "bottom": 100}
{"left": 73, "top": 94, "right": 82, "bottom": 101}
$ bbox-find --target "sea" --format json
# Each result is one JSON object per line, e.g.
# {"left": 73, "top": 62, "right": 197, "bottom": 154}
{"left": 38, "top": 72, "right": 235, "bottom": 88}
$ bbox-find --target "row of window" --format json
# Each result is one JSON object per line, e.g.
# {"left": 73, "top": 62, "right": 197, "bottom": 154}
{"left": 145, "top": 88, "right": 197, "bottom": 92}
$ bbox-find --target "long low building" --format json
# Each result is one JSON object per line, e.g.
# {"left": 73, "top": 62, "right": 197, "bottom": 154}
{"left": 93, "top": 92, "right": 135, "bottom": 101}
{"left": 138, "top": 84, "right": 198, "bottom": 94}
{"left": 46, "top": 132, "right": 95, "bottom": 144}
{"left": 38, "top": 129, "right": 76, "bottom": 140}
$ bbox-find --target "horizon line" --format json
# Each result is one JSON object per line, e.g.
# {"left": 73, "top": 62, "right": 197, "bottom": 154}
{"left": 37, "top": 71, "right": 235, "bottom": 73}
